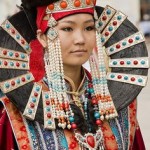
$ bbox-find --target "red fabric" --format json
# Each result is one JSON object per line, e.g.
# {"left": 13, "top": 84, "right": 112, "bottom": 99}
{"left": 30, "top": 39, "right": 45, "bottom": 82}
{"left": 132, "top": 127, "right": 146, "bottom": 150}
{"left": 37, "top": 6, "right": 94, "bottom": 33}
{"left": 0, "top": 104, "right": 14, "bottom": 150}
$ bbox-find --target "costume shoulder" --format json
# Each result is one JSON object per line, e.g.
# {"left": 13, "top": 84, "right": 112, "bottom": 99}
{"left": 95, "top": 5, "right": 148, "bottom": 110}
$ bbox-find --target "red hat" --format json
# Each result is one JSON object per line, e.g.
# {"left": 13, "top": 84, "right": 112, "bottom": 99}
{"left": 36, "top": 0, "right": 96, "bottom": 33}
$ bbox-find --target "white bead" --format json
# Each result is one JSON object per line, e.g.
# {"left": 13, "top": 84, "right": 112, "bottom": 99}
{"left": 100, "top": 115, "right": 104, "bottom": 120}
{"left": 67, "top": 124, "right": 71, "bottom": 129}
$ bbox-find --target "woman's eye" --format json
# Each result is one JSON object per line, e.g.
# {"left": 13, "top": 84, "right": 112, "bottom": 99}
{"left": 62, "top": 27, "right": 73, "bottom": 32}
{"left": 85, "top": 26, "right": 95, "bottom": 31}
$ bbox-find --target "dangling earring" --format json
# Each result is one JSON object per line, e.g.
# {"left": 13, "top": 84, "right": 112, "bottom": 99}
{"left": 43, "top": 14, "right": 74, "bottom": 130}
{"left": 89, "top": 12, "right": 118, "bottom": 121}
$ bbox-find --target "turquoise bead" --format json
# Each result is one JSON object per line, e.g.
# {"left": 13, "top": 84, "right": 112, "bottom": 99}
{"left": 113, "top": 61, "right": 117, "bottom": 65}
{"left": 122, "top": 42, "right": 127, "bottom": 46}
{"left": 101, "top": 37, "right": 105, "bottom": 43}
{"left": 28, "top": 109, "right": 32, "bottom": 114}
{"left": 69, "top": 117, "right": 75, "bottom": 123}
{"left": 117, "top": 15, "right": 122, "bottom": 20}
{"left": 89, "top": 88, "right": 94, "bottom": 94}
{"left": 17, "top": 79, "right": 20, "bottom": 84}
{"left": 48, "top": 120, "right": 52, "bottom": 125}
{"left": 138, "top": 79, "right": 143, "bottom": 83}
{"left": 106, "top": 9, "right": 111, "bottom": 15}
{"left": 45, "top": 94, "right": 49, "bottom": 99}
{"left": 32, "top": 97, "right": 36, "bottom": 103}
{"left": 25, "top": 45, "right": 29, "bottom": 50}
{"left": 26, "top": 75, "right": 31, "bottom": 80}
{"left": 46, "top": 107, "right": 50, "bottom": 111}
{"left": 22, "top": 63, "right": 26, "bottom": 68}
{"left": 110, "top": 74, "right": 115, "bottom": 78}
{"left": 5, "top": 83, "right": 10, "bottom": 88}
{"left": 98, "top": 21, "right": 103, "bottom": 27}
{"left": 10, "top": 62, "right": 14, "bottom": 66}
{"left": 109, "top": 26, "right": 113, "bottom": 31}
{"left": 16, "top": 34, "right": 20, "bottom": 39}
{"left": 135, "top": 36, "right": 140, "bottom": 40}
{"left": 141, "top": 60, "right": 145, "bottom": 65}
{"left": 110, "top": 47, "right": 114, "bottom": 52}
{"left": 127, "top": 61, "right": 131, "bottom": 65}
{"left": 6, "top": 24, "right": 10, "bottom": 29}
{"left": 124, "top": 76, "right": 128, "bottom": 80}
{"left": 9, "top": 52, "right": 13, "bottom": 57}
{"left": 36, "top": 86, "right": 40, "bottom": 92}
{"left": 94, "top": 112, "right": 100, "bottom": 118}
{"left": 21, "top": 54, "right": 25, "bottom": 59}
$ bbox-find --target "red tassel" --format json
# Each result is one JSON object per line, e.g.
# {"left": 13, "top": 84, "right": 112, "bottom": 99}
{"left": 30, "top": 39, "right": 45, "bottom": 82}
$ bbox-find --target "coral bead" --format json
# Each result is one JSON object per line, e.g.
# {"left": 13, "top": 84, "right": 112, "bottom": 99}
{"left": 86, "top": 0, "right": 91, "bottom": 5}
{"left": 71, "top": 123, "right": 77, "bottom": 129}
{"left": 48, "top": 4, "right": 54, "bottom": 10}
{"left": 60, "top": 1, "right": 68, "bottom": 8}
{"left": 96, "top": 119, "right": 102, "bottom": 125}
{"left": 74, "top": 0, "right": 81, "bottom": 7}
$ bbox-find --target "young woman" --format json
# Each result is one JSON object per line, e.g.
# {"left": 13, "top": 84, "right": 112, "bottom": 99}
{"left": 0, "top": 0, "right": 148, "bottom": 149}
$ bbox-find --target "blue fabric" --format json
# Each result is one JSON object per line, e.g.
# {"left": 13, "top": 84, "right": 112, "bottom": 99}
{"left": 39, "top": 124, "right": 56, "bottom": 150}
{"left": 109, "top": 118, "right": 124, "bottom": 150}
{"left": 56, "top": 129, "right": 68, "bottom": 150}
{"left": 118, "top": 107, "right": 129, "bottom": 150}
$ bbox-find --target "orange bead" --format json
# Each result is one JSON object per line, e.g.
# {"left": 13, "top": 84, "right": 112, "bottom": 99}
{"left": 86, "top": 0, "right": 91, "bottom": 5}
{"left": 48, "top": 4, "right": 54, "bottom": 10}
{"left": 74, "top": 0, "right": 81, "bottom": 7}
{"left": 60, "top": 1, "right": 68, "bottom": 8}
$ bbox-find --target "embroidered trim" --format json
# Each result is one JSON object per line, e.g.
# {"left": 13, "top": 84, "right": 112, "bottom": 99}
{"left": 101, "top": 11, "right": 127, "bottom": 46}
{"left": 46, "top": 0, "right": 94, "bottom": 14}
{"left": 1, "top": 20, "right": 31, "bottom": 54}
{"left": 109, "top": 57, "right": 149, "bottom": 68}
{"left": 42, "top": 91, "right": 56, "bottom": 130}
{"left": 105, "top": 32, "right": 145, "bottom": 55}
{"left": 0, "top": 58, "right": 29, "bottom": 70}
{"left": 52, "top": 130, "right": 59, "bottom": 150}
{"left": 0, "top": 47, "right": 29, "bottom": 61}
{"left": 0, "top": 72, "right": 34, "bottom": 93}
{"left": 56, "top": 129, "right": 68, "bottom": 150}
{"left": 25, "top": 119, "right": 40, "bottom": 149}
{"left": 34, "top": 122, "right": 46, "bottom": 150}
{"left": 39, "top": 124, "right": 56, "bottom": 150}
{"left": 0, "top": 97, "right": 32, "bottom": 150}
{"left": 22, "top": 116, "right": 35, "bottom": 150}
{"left": 107, "top": 72, "right": 147, "bottom": 86}
{"left": 23, "top": 83, "right": 42, "bottom": 120}
{"left": 96, "top": 5, "right": 116, "bottom": 32}
{"left": 118, "top": 108, "right": 129, "bottom": 150}
{"left": 109, "top": 119, "right": 124, "bottom": 150}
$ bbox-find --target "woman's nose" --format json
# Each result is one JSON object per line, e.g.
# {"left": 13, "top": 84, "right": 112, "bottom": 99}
{"left": 74, "top": 30, "right": 85, "bottom": 45}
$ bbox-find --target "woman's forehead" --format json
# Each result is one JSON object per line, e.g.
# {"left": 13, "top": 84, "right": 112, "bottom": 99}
{"left": 58, "top": 13, "right": 94, "bottom": 23}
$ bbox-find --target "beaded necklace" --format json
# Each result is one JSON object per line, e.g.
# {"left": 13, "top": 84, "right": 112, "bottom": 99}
{"left": 67, "top": 78, "right": 105, "bottom": 150}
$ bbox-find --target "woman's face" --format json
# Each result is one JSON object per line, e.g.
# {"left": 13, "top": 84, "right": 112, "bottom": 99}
{"left": 38, "top": 13, "right": 96, "bottom": 67}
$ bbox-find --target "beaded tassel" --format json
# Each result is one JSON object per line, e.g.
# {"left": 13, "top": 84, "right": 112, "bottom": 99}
{"left": 43, "top": 15, "right": 74, "bottom": 129}
{"left": 89, "top": 31, "right": 118, "bottom": 121}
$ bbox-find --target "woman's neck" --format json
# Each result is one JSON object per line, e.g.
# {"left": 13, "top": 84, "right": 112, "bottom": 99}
{"left": 63, "top": 65, "right": 83, "bottom": 91}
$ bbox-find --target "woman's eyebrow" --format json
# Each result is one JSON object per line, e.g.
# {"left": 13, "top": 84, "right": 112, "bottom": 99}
{"left": 59, "top": 19, "right": 94, "bottom": 24}
{"left": 84, "top": 19, "right": 94, "bottom": 23}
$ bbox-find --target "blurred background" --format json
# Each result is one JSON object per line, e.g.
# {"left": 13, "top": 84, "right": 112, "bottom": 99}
{"left": 0, "top": 0, "right": 150, "bottom": 149}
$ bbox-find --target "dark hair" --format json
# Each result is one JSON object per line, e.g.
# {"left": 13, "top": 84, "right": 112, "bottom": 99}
{"left": 21, "top": 0, "right": 59, "bottom": 9}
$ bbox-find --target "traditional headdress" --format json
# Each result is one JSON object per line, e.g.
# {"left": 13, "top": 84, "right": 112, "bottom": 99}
{"left": 0, "top": 0, "right": 149, "bottom": 149}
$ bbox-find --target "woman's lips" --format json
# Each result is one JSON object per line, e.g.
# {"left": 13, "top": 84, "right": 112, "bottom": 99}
{"left": 70, "top": 50, "right": 87, "bottom": 56}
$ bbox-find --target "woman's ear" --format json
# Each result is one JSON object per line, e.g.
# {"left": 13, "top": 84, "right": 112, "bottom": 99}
{"left": 37, "top": 29, "right": 47, "bottom": 48}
